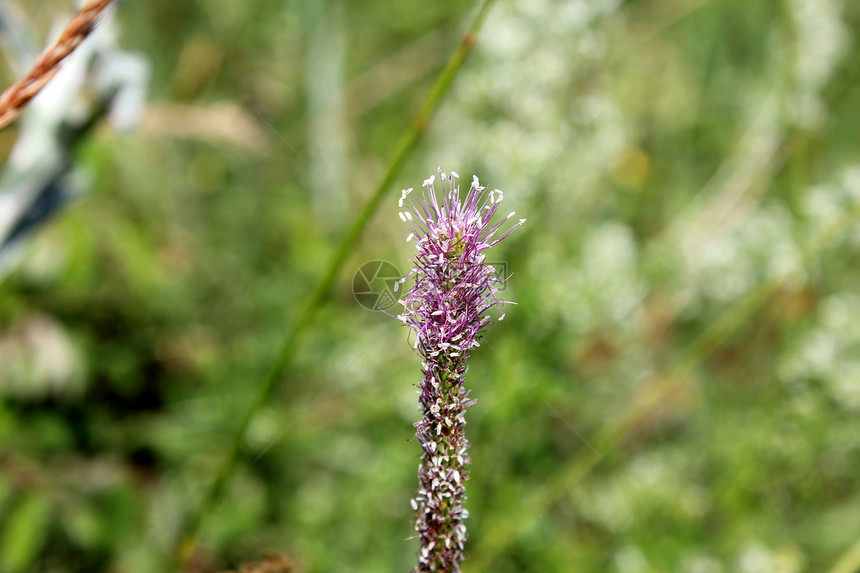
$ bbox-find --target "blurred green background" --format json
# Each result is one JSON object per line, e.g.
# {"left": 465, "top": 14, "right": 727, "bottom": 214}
{"left": 1, "top": 0, "right": 860, "bottom": 571}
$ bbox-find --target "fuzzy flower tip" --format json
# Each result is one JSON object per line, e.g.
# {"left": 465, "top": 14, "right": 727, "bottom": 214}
{"left": 394, "top": 167, "right": 525, "bottom": 572}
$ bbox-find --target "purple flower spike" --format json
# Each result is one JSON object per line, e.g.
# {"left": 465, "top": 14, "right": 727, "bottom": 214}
{"left": 394, "top": 167, "right": 525, "bottom": 572}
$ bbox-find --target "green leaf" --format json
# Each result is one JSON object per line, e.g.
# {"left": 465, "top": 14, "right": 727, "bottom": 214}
{"left": 0, "top": 492, "right": 52, "bottom": 573}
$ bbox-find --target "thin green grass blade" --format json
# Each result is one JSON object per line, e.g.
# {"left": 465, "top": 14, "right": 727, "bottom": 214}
{"left": 172, "top": 0, "right": 499, "bottom": 566}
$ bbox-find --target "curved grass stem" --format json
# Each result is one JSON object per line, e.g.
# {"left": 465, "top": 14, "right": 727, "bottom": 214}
{"left": 172, "top": 0, "right": 498, "bottom": 567}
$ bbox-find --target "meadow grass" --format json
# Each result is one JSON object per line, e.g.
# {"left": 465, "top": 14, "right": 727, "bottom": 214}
{"left": 0, "top": 1, "right": 858, "bottom": 572}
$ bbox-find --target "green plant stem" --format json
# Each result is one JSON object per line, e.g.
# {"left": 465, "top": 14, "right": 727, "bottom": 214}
{"left": 172, "top": 0, "right": 498, "bottom": 567}
{"left": 467, "top": 203, "right": 860, "bottom": 571}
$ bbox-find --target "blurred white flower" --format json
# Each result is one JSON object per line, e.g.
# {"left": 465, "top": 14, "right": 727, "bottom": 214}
{"left": 0, "top": 5, "right": 149, "bottom": 279}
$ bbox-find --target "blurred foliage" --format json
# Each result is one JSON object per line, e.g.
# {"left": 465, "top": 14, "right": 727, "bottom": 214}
{"left": 2, "top": 0, "right": 860, "bottom": 572}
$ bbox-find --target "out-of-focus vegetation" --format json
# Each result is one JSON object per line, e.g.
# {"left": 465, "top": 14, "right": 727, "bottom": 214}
{"left": 1, "top": 0, "right": 860, "bottom": 571}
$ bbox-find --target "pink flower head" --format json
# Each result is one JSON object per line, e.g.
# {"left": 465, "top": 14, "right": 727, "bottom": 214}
{"left": 394, "top": 167, "right": 524, "bottom": 572}
{"left": 395, "top": 168, "right": 525, "bottom": 350}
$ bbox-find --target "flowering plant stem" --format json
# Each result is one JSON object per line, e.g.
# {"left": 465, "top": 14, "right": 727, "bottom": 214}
{"left": 396, "top": 171, "right": 524, "bottom": 571}
{"left": 172, "top": 0, "right": 498, "bottom": 567}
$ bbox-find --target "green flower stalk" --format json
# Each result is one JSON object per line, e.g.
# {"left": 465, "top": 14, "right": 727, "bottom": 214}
{"left": 394, "top": 168, "right": 524, "bottom": 572}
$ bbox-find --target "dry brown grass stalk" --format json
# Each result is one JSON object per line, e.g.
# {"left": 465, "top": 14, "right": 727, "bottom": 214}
{"left": 0, "top": 0, "right": 116, "bottom": 131}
